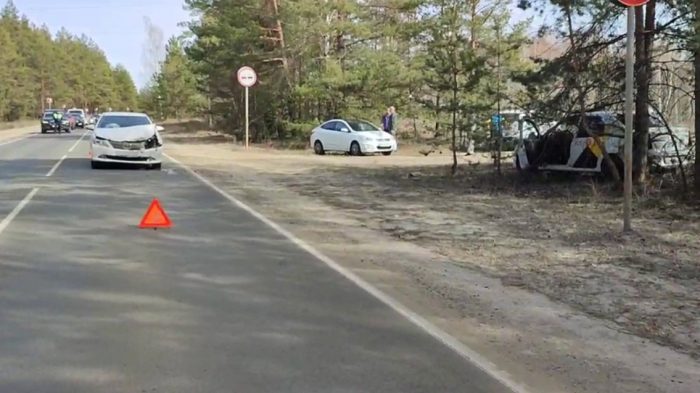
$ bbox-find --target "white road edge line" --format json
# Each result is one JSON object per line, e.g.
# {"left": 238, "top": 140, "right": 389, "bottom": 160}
{"left": 164, "top": 153, "right": 531, "bottom": 393}
{"left": 46, "top": 155, "right": 68, "bottom": 177}
{"left": 0, "top": 134, "right": 31, "bottom": 147}
{"left": 0, "top": 188, "right": 39, "bottom": 236}
{"left": 68, "top": 131, "right": 89, "bottom": 152}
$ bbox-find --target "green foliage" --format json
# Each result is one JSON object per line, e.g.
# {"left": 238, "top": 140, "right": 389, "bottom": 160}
{"left": 165, "top": 0, "right": 536, "bottom": 143}
{"left": 0, "top": 1, "right": 138, "bottom": 120}
{"left": 279, "top": 120, "right": 318, "bottom": 141}
{"left": 139, "top": 37, "right": 203, "bottom": 120}
{"left": 111, "top": 65, "right": 138, "bottom": 110}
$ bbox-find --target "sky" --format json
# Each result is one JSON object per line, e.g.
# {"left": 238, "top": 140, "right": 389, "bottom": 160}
{"left": 14, "top": 0, "right": 190, "bottom": 88}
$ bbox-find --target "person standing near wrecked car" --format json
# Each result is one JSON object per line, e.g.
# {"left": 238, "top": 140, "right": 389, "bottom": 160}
{"left": 388, "top": 106, "right": 399, "bottom": 136}
{"left": 381, "top": 107, "right": 392, "bottom": 133}
{"left": 382, "top": 106, "right": 399, "bottom": 135}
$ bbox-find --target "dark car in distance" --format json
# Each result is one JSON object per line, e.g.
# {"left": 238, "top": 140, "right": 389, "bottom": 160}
{"left": 40, "top": 110, "right": 70, "bottom": 133}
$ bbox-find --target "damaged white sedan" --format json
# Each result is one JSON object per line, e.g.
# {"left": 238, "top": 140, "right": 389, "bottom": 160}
{"left": 89, "top": 112, "right": 164, "bottom": 170}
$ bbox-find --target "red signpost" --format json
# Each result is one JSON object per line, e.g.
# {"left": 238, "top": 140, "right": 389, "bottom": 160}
{"left": 617, "top": 0, "right": 648, "bottom": 6}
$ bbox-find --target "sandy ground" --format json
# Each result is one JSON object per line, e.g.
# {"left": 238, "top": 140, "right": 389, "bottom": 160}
{"left": 163, "top": 125, "right": 700, "bottom": 393}
{"left": 0, "top": 123, "right": 38, "bottom": 142}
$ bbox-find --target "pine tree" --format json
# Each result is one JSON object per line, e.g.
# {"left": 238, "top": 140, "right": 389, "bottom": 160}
{"left": 0, "top": 0, "right": 138, "bottom": 119}
{"left": 112, "top": 65, "right": 138, "bottom": 111}
{"left": 158, "top": 38, "right": 200, "bottom": 120}
{"left": 423, "top": 0, "right": 487, "bottom": 174}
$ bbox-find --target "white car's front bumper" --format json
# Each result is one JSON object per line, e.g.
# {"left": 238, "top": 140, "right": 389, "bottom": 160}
{"left": 360, "top": 140, "right": 397, "bottom": 153}
{"left": 90, "top": 143, "right": 163, "bottom": 164}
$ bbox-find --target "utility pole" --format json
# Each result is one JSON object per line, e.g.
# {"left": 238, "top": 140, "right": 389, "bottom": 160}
{"left": 623, "top": 6, "right": 635, "bottom": 232}
{"left": 495, "top": 22, "right": 502, "bottom": 175}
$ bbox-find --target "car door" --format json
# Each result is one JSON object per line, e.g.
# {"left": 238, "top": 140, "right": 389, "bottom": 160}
{"left": 318, "top": 121, "right": 338, "bottom": 150}
{"left": 334, "top": 120, "right": 352, "bottom": 152}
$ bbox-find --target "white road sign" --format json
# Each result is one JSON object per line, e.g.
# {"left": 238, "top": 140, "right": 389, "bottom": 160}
{"left": 237, "top": 66, "right": 257, "bottom": 88}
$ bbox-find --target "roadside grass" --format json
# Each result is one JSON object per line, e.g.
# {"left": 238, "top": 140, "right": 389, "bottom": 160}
{"left": 276, "top": 162, "right": 700, "bottom": 358}
{"left": 0, "top": 119, "right": 37, "bottom": 131}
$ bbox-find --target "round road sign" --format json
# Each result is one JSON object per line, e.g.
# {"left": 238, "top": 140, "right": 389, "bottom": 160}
{"left": 617, "top": 0, "right": 649, "bottom": 6}
{"left": 237, "top": 66, "right": 257, "bottom": 88}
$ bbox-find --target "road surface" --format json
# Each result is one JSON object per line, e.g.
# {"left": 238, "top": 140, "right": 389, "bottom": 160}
{"left": 0, "top": 131, "right": 514, "bottom": 392}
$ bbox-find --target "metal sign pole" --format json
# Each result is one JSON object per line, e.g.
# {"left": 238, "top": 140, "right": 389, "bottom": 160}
{"left": 496, "top": 23, "right": 502, "bottom": 175}
{"left": 237, "top": 66, "right": 257, "bottom": 150}
{"left": 245, "top": 87, "right": 249, "bottom": 150}
{"left": 623, "top": 7, "right": 635, "bottom": 232}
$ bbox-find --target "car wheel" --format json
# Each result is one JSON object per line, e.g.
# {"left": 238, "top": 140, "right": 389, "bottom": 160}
{"left": 91, "top": 161, "right": 102, "bottom": 169}
{"left": 350, "top": 141, "right": 362, "bottom": 156}
{"left": 381, "top": 151, "right": 392, "bottom": 156}
{"left": 151, "top": 163, "right": 162, "bottom": 170}
{"left": 41, "top": 130, "right": 46, "bottom": 134}
{"left": 313, "top": 140, "right": 325, "bottom": 155}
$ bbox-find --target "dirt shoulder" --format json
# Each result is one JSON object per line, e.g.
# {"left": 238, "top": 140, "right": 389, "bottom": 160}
{"left": 164, "top": 127, "right": 700, "bottom": 393}
{"left": 0, "top": 123, "right": 38, "bottom": 142}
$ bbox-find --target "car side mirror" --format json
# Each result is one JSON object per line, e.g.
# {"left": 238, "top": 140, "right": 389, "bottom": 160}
{"left": 340, "top": 127, "right": 350, "bottom": 133}
{"left": 156, "top": 125, "right": 165, "bottom": 132}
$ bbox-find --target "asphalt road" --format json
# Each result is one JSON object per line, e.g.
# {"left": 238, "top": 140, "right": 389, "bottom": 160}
{"left": 0, "top": 130, "right": 514, "bottom": 393}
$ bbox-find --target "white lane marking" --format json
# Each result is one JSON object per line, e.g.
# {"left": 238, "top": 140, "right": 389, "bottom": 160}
{"left": 0, "top": 188, "right": 39, "bottom": 236}
{"left": 68, "top": 131, "right": 89, "bottom": 152}
{"left": 45, "top": 132, "right": 89, "bottom": 177}
{"left": 164, "top": 153, "right": 531, "bottom": 393}
{"left": 46, "top": 155, "right": 68, "bottom": 177}
{"left": 0, "top": 135, "right": 32, "bottom": 147}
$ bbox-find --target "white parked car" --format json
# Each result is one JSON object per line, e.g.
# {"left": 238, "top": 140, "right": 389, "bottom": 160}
{"left": 310, "top": 119, "right": 397, "bottom": 156}
{"left": 89, "top": 112, "right": 164, "bottom": 169}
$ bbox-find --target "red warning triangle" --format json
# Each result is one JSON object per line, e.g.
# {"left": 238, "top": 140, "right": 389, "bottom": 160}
{"left": 139, "top": 198, "right": 172, "bottom": 229}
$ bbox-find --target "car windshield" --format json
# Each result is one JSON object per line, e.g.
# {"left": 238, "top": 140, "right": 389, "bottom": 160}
{"left": 97, "top": 115, "right": 151, "bottom": 128}
{"left": 68, "top": 111, "right": 82, "bottom": 116}
{"left": 347, "top": 120, "right": 380, "bottom": 132}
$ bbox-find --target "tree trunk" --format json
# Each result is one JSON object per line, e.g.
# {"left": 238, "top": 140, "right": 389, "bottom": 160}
{"left": 695, "top": 0, "right": 700, "bottom": 192}
{"left": 261, "top": 0, "right": 292, "bottom": 86}
{"left": 632, "top": 2, "right": 655, "bottom": 184}
{"left": 451, "top": 72, "right": 458, "bottom": 175}
{"left": 434, "top": 93, "right": 441, "bottom": 136}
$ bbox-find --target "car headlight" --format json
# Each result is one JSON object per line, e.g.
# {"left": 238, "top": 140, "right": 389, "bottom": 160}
{"left": 92, "top": 137, "right": 111, "bottom": 147}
